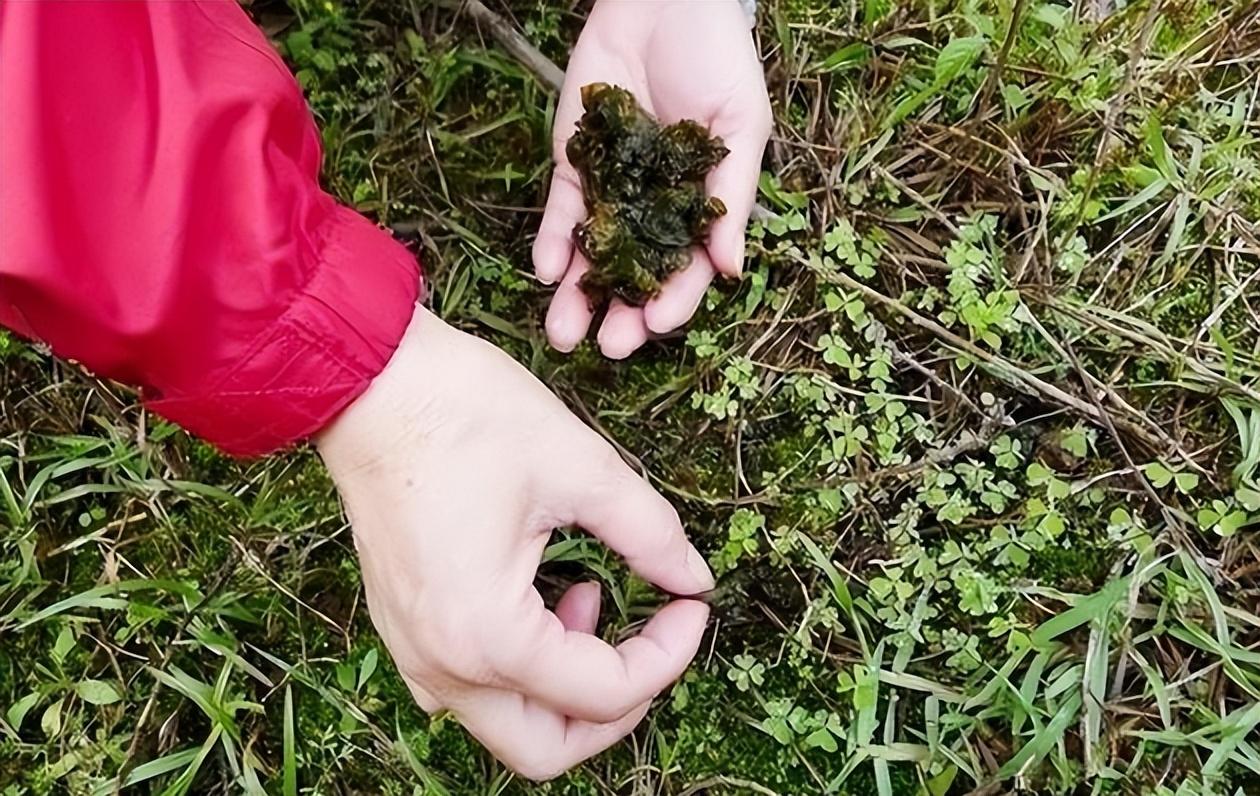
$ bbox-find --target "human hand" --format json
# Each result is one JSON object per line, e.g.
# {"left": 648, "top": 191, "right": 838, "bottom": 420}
{"left": 315, "top": 306, "right": 713, "bottom": 780}
{"left": 533, "top": 0, "right": 771, "bottom": 358}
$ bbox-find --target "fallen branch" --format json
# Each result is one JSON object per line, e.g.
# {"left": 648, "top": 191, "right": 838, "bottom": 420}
{"left": 428, "top": 0, "right": 564, "bottom": 90}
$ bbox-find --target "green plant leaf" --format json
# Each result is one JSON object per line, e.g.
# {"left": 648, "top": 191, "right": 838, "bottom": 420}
{"left": 41, "top": 697, "right": 63, "bottom": 738}
{"left": 934, "top": 36, "right": 986, "bottom": 85}
{"left": 91, "top": 748, "right": 202, "bottom": 796}
{"left": 1060, "top": 429, "right": 1088, "bottom": 458}
{"left": 358, "top": 648, "right": 378, "bottom": 690}
{"left": 1026, "top": 462, "right": 1054, "bottom": 485}
{"left": 817, "top": 43, "right": 871, "bottom": 72}
{"left": 283, "top": 686, "right": 297, "bottom": 796}
{"left": 1198, "top": 507, "right": 1223, "bottom": 529}
{"left": 806, "top": 727, "right": 839, "bottom": 752}
{"left": 1030, "top": 578, "right": 1130, "bottom": 649}
{"left": 5, "top": 692, "right": 40, "bottom": 732}
{"left": 799, "top": 534, "right": 866, "bottom": 654}
{"left": 1173, "top": 472, "right": 1199, "bottom": 493}
{"left": 996, "top": 691, "right": 1083, "bottom": 778}
{"left": 1144, "top": 462, "right": 1174, "bottom": 488}
{"left": 1237, "top": 486, "right": 1260, "bottom": 511}
{"left": 923, "top": 765, "right": 958, "bottom": 796}
{"left": 76, "top": 679, "right": 121, "bottom": 706}
{"left": 1144, "top": 117, "right": 1180, "bottom": 186}
{"left": 1217, "top": 510, "right": 1249, "bottom": 537}
{"left": 1046, "top": 477, "right": 1071, "bottom": 501}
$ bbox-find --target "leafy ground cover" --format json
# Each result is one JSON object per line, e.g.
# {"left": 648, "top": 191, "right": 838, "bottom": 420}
{"left": 3, "top": 0, "right": 1260, "bottom": 793}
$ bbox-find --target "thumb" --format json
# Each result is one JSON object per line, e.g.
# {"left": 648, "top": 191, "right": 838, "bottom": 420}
{"left": 556, "top": 437, "right": 714, "bottom": 596}
{"left": 705, "top": 78, "right": 771, "bottom": 277}
{"left": 705, "top": 104, "right": 773, "bottom": 278}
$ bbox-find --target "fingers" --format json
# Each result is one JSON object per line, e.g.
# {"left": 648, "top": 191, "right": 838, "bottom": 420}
{"left": 455, "top": 688, "right": 651, "bottom": 782}
{"left": 545, "top": 251, "right": 595, "bottom": 352}
{"left": 596, "top": 300, "right": 649, "bottom": 359}
{"left": 549, "top": 281, "right": 653, "bottom": 358}
{"left": 535, "top": 76, "right": 588, "bottom": 287}
{"left": 559, "top": 450, "right": 713, "bottom": 596}
{"left": 705, "top": 130, "right": 770, "bottom": 278}
{"left": 706, "top": 104, "right": 773, "bottom": 278}
{"left": 491, "top": 597, "right": 709, "bottom": 724}
{"left": 554, "top": 581, "right": 601, "bottom": 633}
{"left": 533, "top": 167, "right": 585, "bottom": 285}
{"left": 643, "top": 249, "right": 716, "bottom": 334}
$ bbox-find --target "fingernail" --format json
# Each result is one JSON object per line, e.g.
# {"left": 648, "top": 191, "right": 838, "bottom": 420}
{"left": 686, "top": 546, "right": 716, "bottom": 591}
{"left": 714, "top": 239, "right": 744, "bottom": 279}
{"left": 535, "top": 262, "right": 563, "bottom": 285}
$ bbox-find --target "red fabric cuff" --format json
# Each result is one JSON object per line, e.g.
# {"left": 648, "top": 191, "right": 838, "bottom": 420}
{"left": 145, "top": 207, "right": 421, "bottom": 457}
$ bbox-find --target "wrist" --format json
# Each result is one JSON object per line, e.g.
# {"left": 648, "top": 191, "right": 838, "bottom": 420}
{"left": 314, "top": 304, "right": 448, "bottom": 475}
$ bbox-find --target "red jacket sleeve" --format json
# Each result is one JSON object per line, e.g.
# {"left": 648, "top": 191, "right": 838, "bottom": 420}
{"left": 0, "top": 1, "right": 421, "bottom": 456}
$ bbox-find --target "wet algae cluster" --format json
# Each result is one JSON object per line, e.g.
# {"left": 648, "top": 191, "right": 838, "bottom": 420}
{"left": 566, "top": 83, "right": 729, "bottom": 306}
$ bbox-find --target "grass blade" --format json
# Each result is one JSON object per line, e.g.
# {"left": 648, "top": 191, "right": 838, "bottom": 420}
{"left": 997, "top": 692, "right": 1083, "bottom": 780}
{"left": 283, "top": 685, "right": 297, "bottom": 796}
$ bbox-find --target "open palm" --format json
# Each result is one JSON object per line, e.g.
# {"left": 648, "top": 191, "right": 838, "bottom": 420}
{"left": 533, "top": 0, "right": 771, "bottom": 358}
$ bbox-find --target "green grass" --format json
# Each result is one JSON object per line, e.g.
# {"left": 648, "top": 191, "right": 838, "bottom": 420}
{"left": 3, "top": 0, "right": 1260, "bottom": 793}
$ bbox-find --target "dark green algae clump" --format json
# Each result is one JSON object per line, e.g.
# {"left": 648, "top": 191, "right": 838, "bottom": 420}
{"left": 566, "top": 83, "right": 729, "bottom": 306}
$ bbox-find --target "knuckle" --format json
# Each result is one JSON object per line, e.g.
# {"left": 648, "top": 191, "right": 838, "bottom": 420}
{"left": 554, "top": 162, "right": 581, "bottom": 190}
{"left": 594, "top": 456, "right": 649, "bottom": 507}
{"left": 405, "top": 680, "right": 443, "bottom": 713}
{"left": 442, "top": 646, "right": 497, "bottom": 686}
{"left": 481, "top": 608, "right": 549, "bottom": 682}
{"left": 558, "top": 686, "right": 630, "bottom": 724}
{"left": 480, "top": 638, "right": 526, "bottom": 681}
{"left": 575, "top": 439, "right": 634, "bottom": 496}
{"left": 414, "top": 613, "right": 488, "bottom": 681}
{"left": 398, "top": 654, "right": 448, "bottom": 695}
{"left": 589, "top": 440, "right": 631, "bottom": 480}
{"left": 639, "top": 502, "right": 685, "bottom": 555}
{"left": 398, "top": 628, "right": 451, "bottom": 683}
{"left": 659, "top": 501, "right": 685, "bottom": 536}
{"left": 595, "top": 692, "right": 639, "bottom": 724}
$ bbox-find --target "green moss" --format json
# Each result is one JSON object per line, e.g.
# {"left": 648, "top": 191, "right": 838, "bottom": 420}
{"left": 1028, "top": 541, "right": 1118, "bottom": 593}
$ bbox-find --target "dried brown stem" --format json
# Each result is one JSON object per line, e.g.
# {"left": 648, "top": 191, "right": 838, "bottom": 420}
{"left": 427, "top": 0, "right": 564, "bottom": 91}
